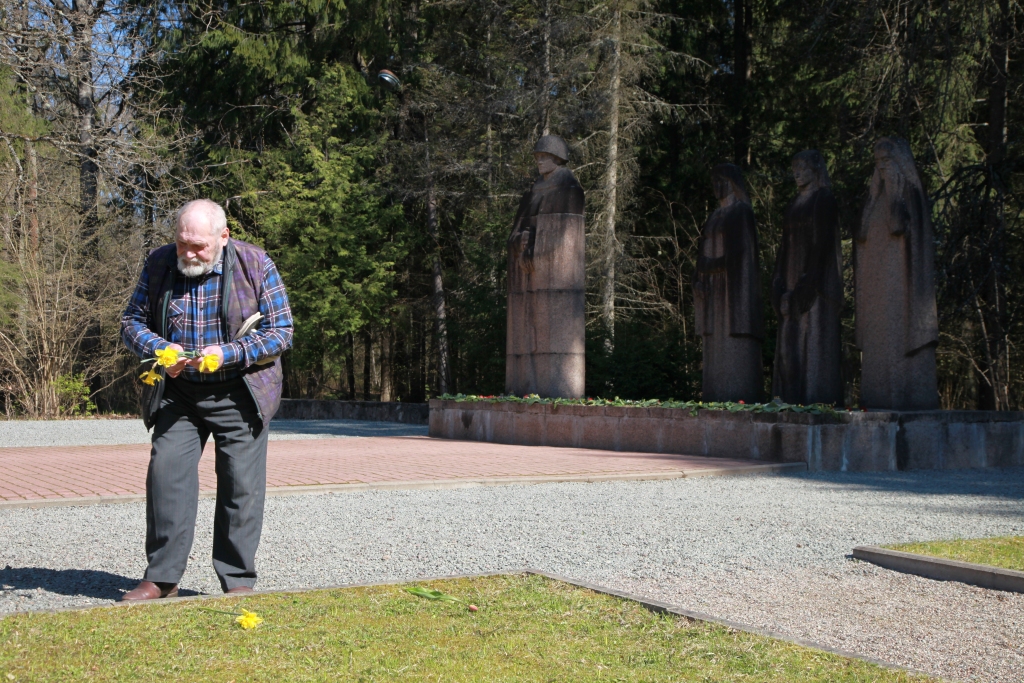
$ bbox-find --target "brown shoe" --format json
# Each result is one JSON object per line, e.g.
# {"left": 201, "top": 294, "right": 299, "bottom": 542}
{"left": 225, "top": 586, "right": 254, "bottom": 594}
{"left": 121, "top": 581, "right": 178, "bottom": 602}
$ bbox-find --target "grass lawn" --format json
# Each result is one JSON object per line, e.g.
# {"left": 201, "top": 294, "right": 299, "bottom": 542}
{"left": 887, "top": 536, "right": 1024, "bottom": 572}
{"left": 0, "top": 573, "right": 930, "bottom": 682}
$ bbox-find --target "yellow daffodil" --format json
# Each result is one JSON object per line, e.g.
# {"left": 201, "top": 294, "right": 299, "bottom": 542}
{"left": 198, "top": 354, "right": 221, "bottom": 373}
{"left": 235, "top": 609, "right": 263, "bottom": 630}
{"left": 154, "top": 347, "right": 181, "bottom": 367}
{"left": 139, "top": 368, "right": 162, "bottom": 386}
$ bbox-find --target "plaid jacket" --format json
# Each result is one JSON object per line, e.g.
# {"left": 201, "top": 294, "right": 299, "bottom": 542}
{"left": 121, "top": 239, "right": 293, "bottom": 426}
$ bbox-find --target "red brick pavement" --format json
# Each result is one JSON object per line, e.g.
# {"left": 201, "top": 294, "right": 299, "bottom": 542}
{"left": 0, "top": 436, "right": 791, "bottom": 503}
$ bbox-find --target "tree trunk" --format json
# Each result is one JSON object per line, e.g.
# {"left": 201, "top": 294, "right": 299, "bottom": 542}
{"left": 486, "top": 24, "right": 495, "bottom": 201}
{"left": 17, "top": 1, "right": 38, "bottom": 254}
{"left": 601, "top": 8, "right": 622, "bottom": 347}
{"left": 25, "top": 141, "right": 38, "bottom": 255}
{"left": 428, "top": 182, "right": 452, "bottom": 395}
{"left": 733, "top": 0, "right": 751, "bottom": 167}
{"left": 409, "top": 309, "right": 421, "bottom": 402}
{"left": 345, "top": 332, "right": 356, "bottom": 400}
{"left": 380, "top": 324, "right": 393, "bottom": 402}
{"left": 542, "top": 0, "right": 553, "bottom": 135}
{"left": 415, "top": 309, "right": 427, "bottom": 402}
{"left": 362, "top": 327, "right": 373, "bottom": 400}
{"left": 281, "top": 350, "right": 293, "bottom": 399}
{"left": 72, "top": 1, "right": 98, "bottom": 233}
{"left": 986, "top": 0, "right": 1009, "bottom": 166}
{"left": 977, "top": 0, "right": 1011, "bottom": 410}
{"left": 424, "top": 119, "right": 451, "bottom": 395}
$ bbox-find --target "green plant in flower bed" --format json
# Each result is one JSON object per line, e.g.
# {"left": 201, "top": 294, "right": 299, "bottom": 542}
{"left": 0, "top": 574, "right": 929, "bottom": 682}
{"left": 438, "top": 393, "right": 845, "bottom": 417}
{"left": 887, "top": 536, "right": 1024, "bottom": 572}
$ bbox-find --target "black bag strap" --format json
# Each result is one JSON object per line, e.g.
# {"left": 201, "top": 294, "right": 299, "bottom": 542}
{"left": 221, "top": 239, "right": 235, "bottom": 342}
{"left": 160, "top": 265, "right": 176, "bottom": 339}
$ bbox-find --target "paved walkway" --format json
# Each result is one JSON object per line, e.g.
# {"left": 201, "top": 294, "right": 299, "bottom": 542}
{"left": 0, "top": 430, "right": 799, "bottom": 506}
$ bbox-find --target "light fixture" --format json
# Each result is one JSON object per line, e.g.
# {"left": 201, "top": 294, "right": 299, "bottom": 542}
{"left": 378, "top": 69, "right": 401, "bottom": 89}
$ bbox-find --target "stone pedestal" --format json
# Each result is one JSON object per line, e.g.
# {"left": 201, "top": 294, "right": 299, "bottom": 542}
{"left": 506, "top": 212, "right": 585, "bottom": 398}
{"left": 430, "top": 400, "right": 1024, "bottom": 473}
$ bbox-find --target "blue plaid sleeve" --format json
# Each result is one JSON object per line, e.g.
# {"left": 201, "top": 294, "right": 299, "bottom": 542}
{"left": 222, "top": 254, "right": 293, "bottom": 367}
{"left": 121, "top": 260, "right": 167, "bottom": 360}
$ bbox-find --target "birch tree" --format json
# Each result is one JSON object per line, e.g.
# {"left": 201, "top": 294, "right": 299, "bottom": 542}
{"left": 0, "top": 0, "right": 191, "bottom": 415}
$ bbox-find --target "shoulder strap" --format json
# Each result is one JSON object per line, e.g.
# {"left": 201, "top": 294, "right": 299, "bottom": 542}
{"left": 160, "top": 264, "right": 176, "bottom": 339}
{"left": 221, "top": 239, "right": 236, "bottom": 342}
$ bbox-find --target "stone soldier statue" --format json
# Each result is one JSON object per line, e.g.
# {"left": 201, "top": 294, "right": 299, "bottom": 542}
{"left": 506, "top": 135, "right": 586, "bottom": 398}
{"left": 771, "top": 150, "right": 843, "bottom": 405}
{"left": 694, "top": 163, "right": 764, "bottom": 403}
{"left": 855, "top": 137, "right": 939, "bottom": 410}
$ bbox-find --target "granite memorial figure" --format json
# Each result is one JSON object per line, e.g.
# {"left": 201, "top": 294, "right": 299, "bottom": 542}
{"left": 855, "top": 137, "right": 939, "bottom": 410}
{"left": 771, "top": 150, "right": 843, "bottom": 405}
{"left": 506, "top": 135, "right": 586, "bottom": 398}
{"left": 694, "top": 163, "right": 764, "bottom": 403}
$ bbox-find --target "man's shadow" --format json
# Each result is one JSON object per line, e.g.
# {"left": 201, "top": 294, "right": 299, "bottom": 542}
{"left": 1, "top": 566, "right": 202, "bottom": 600}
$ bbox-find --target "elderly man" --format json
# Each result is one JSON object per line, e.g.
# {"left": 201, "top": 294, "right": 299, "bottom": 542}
{"left": 120, "top": 199, "right": 293, "bottom": 601}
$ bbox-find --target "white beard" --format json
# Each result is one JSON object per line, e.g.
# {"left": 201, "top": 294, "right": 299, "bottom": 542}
{"left": 177, "top": 246, "right": 222, "bottom": 277}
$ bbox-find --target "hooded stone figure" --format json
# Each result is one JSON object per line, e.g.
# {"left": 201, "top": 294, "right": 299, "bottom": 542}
{"left": 506, "top": 135, "right": 586, "bottom": 398}
{"left": 694, "top": 163, "right": 764, "bottom": 403}
{"left": 771, "top": 150, "right": 843, "bottom": 405}
{"left": 855, "top": 137, "right": 939, "bottom": 410}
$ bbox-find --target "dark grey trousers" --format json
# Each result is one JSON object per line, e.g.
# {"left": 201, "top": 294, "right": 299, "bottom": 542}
{"left": 143, "top": 376, "right": 268, "bottom": 591}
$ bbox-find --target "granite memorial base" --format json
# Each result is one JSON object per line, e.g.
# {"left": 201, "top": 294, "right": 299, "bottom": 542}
{"left": 429, "top": 399, "right": 1024, "bottom": 472}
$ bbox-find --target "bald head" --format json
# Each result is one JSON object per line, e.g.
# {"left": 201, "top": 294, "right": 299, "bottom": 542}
{"left": 175, "top": 199, "right": 229, "bottom": 277}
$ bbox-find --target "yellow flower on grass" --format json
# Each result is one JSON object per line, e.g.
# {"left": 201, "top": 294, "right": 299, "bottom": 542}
{"left": 198, "top": 354, "right": 221, "bottom": 372}
{"left": 235, "top": 609, "right": 263, "bottom": 630}
{"left": 139, "top": 368, "right": 162, "bottom": 386}
{"left": 154, "top": 347, "right": 181, "bottom": 367}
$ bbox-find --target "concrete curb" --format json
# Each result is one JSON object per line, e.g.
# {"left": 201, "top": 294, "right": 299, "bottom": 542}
{"left": 0, "top": 567, "right": 925, "bottom": 678}
{"left": 852, "top": 545, "right": 1024, "bottom": 593}
{"left": 0, "top": 462, "right": 805, "bottom": 509}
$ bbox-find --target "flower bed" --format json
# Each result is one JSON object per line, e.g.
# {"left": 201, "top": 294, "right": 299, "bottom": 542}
{"left": 438, "top": 393, "right": 843, "bottom": 417}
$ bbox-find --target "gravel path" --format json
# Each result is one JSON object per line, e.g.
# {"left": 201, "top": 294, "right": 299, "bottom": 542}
{"left": 0, "top": 418, "right": 426, "bottom": 446}
{"left": 1, "top": 468, "right": 1022, "bottom": 681}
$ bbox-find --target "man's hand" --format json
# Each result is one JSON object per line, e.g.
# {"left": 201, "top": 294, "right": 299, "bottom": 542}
{"left": 164, "top": 344, "right": 189, "bottom": 378}
{"left": 188, "top": 345, "right": 225, "bottom": 373}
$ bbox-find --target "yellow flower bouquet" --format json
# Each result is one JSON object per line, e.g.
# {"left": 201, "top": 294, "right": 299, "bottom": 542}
{"left": 138, "top": 347, "right": 221, "bottom": 385}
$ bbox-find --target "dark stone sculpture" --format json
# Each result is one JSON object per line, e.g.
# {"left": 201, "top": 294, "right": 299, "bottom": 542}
{"left": 506, "top": 135, "right": 586, "bottom": 398}
{"left": 855, "top": 137, "right": 939, "bottom": 410}
{"left": 771, "top": 150, "right": 843, "bottom": 405}
{"left": 694, "top": 163, "right": 763, "bottom": 403}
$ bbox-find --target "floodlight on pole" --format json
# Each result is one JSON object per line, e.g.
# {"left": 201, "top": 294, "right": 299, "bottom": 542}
{"left": 378, "top": 69, "right": 401, "bottom": 89}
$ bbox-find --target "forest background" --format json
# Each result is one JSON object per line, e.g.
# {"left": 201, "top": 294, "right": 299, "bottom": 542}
{"left": 1, "top": 0, "right": 1022, "bottom": 417}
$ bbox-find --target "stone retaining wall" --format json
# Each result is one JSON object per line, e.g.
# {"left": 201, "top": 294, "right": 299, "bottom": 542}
{"left": 277, "top": 399, "right": 428, "bottom": 424}
{"left": 428, "top": 399, "right": 1024, "bottom": 472}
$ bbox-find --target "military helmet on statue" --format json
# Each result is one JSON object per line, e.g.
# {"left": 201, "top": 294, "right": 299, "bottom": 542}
{"left": 533, "top": 135, "right": 570, "bottom": 163}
